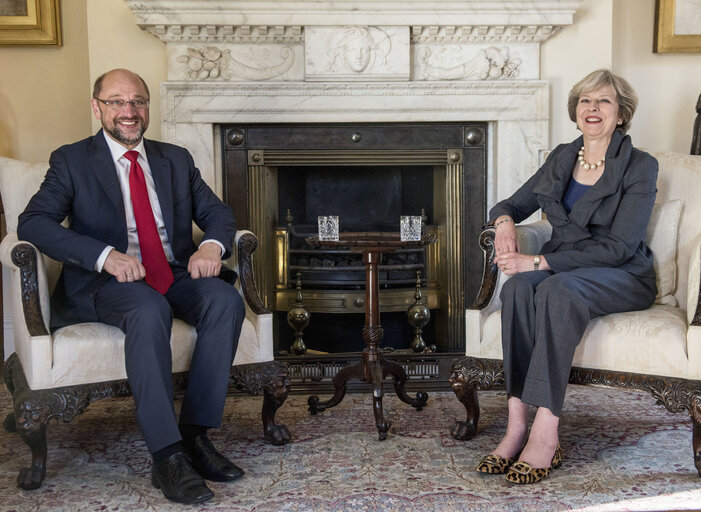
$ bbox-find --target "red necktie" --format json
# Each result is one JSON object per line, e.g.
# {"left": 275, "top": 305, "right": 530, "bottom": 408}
{"left": 124, "top": 151, "right": 174, "bottom": 294}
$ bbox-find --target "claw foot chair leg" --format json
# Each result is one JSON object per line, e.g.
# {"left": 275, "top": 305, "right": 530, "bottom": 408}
{"left": 15, "top": 423, "right": 48, "bottom": 490}
{"left": 449, "top": 356, "right": 505, "bottom": 441}
{"left": 231, "top": 360, "right": 291, "bottom": 445}
{"left": 692, "top": 402, "right": 701, "bottom": 477}
{"left": 4, "top": 353, "right": 96, "bottom": 489}
{"left": 261, "top": 372, "right": 291, "bottom": 445}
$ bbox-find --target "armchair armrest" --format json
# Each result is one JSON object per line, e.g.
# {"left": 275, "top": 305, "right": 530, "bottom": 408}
{"left": 230, "top": 230, "right": 274, "bottom": 365}
{"left": 0, "top": 233, "right": 54, "bottom": 388}
{"left": 469, "top": 219, "right": 553, "bottom": 310}
{"left": 235, "top": 230, "right": 270, "bottom": 315}
{"left": 0, "top": 234, "right": 49, "bottom": 337}
{"left": 686, "top": 238, "right": 701, "bottom": 368}
{"left": 465, "top": 219, "right": 552, "bottom": 357}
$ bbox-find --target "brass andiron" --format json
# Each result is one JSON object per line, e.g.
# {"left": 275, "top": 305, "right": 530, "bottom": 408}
{"left": 407, "top": 271, "right": 432, "bottom": 353}
{"left": 287, "top": 272, "right": 310, "bottom": 355}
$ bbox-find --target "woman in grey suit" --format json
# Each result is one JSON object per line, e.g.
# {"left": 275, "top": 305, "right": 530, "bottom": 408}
{"left": 476, "top": 70, "right": 658, "bottom": 484}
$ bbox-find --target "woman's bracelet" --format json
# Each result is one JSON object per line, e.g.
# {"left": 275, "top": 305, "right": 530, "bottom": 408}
{"left": 494, "top": 218, "right": 513, "bottom": 227}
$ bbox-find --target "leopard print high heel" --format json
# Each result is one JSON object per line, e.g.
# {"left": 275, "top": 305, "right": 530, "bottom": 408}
{"left": 476, "top": 454, "right": 516, "bottom": 474}
{"left": 504, "top": 443, "right": 563, "bottom": 484}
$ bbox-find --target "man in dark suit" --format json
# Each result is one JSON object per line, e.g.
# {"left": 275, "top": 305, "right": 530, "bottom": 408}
{"left": 18, "top": 69, "right": 245, "bottom": 504}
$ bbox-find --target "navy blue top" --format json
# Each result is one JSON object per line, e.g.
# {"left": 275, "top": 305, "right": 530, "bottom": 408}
{"left": 562, "top": 177, "right": 592, "bottom": 213}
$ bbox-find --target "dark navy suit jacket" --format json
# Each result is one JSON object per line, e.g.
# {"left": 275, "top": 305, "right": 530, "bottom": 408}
{"left": 18, "top": 130, "right": 236, "bottom": 328}
{"left": 489, "top": 131, "right": 658, "bottom": 281}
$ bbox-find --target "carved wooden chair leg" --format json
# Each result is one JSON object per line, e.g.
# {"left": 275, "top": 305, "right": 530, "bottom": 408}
{"left": 14, "top": 420, "right": 48, "bottom": 490}
{"left": 261, "top": 371, "right": 291, "bottom": 446}
{"left": 449, "top": 356, "right": 481, "bottom": 440}
{"left": 449, "top": 356, "right": 505, "bottom": 441}
{"left": 691, "top": 401, "right": 701, "bottom": 477}
{"left": 230, "top": 360, "right": 291, "bottom": 445}
{"left": 4, "top": 354, "right": 50, "bottom": 489}
{"left": 449, "top": 361, "right": 480, "bottom": 440}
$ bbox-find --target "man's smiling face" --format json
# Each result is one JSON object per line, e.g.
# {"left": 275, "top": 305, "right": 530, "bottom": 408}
{"left": 91, "top": 69, "right": 150, "bottom": 149}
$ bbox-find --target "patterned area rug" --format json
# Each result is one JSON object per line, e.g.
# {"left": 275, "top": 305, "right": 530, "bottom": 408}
{"left": 1, "top": 384, "right": 700, "bottom": 511}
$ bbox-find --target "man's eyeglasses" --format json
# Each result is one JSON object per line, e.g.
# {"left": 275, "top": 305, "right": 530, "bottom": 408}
{"left": 94, "top": 98, "right": 150, "bottom": 110}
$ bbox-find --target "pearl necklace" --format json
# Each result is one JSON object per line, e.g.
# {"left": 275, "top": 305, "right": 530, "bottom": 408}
{"left": 577, "top": 146, "right": 605, "bottom": 171}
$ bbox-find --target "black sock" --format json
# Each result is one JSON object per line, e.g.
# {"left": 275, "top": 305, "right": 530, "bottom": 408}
{"left": 179, "top": 424, "right": 207, "bottom": 441}
{"left": 153, "top": 441, "right": 184, "bottom": 463}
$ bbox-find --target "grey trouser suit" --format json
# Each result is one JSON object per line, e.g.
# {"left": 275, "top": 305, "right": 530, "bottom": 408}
{"left": 490, "top": 131, "right": 659, "bottom": 416}
{"left": 500, "top": 266, "right": 655, "bottom": 416}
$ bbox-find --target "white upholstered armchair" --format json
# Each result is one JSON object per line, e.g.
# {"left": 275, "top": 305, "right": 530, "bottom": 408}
{"left": 449, "top": 150, "right": 701, "bottom": 476}
{"left": 0, "top": 156, "right": 291, "bottom": 490}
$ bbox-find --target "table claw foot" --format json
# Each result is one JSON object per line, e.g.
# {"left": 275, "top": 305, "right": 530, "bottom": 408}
{"left": 386, "top": 360, "right": 428, "bottom": 410}
{"left": 373, "top": 395, "right": 391, "bottom": 441}
{"left": 4, "top": 413, "right": 16, "bottom": 433}
{"left": 308, "top": 363, "right": 360, "bottom": 415}
{"left": 409, "top": 391, "right": 429, "bottom": 411}
{"left": 308, "top": 386, "right": 346, "bottom": 414}
{"left": 17, "top": 464, "right": 46, "bottom": 490}
{"left": 308, "top": 395, "right": 322, "bottom": 415}
{"left": 450, "top": 420, "right": 477, "bottom": 440}
{"left": 265, "top": 424, "right": 291, "bottom": 446}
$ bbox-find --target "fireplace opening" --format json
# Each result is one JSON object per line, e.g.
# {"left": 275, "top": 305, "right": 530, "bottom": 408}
{"left": 279, "top": 165, "right": 433, "bottom": 232}
{"left": 221, "top": 122, "right": 487, "bottom": 356}
{"left": 278, "top": 164, "right": 434, "bottom": 289}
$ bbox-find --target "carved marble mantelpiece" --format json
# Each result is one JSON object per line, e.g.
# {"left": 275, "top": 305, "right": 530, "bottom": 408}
{"left": 127, "top": 0, "right": 579, "bottom": 83}
{"left": 126, "top": 0, "right": 581, "bottom": 201}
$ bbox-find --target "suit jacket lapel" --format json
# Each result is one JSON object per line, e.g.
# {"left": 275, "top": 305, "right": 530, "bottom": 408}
{"left": 568, "top": 131, "right": 630, "bottom": 227}
{"left": 533, "top": 137, "right": 580, "bottom": 226}
{"left": 144, "top": 139, "right": 175, "bottom": 244}
{"left": 89, "top": 132, "right": 126, "bottom": 222}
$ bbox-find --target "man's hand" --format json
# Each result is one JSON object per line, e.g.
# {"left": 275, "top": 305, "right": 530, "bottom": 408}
{"left": 188, "top": 242, "right": 222, "bottom": 279}
{"left": 103, "top": 249, "right": 146, "bottom": 283}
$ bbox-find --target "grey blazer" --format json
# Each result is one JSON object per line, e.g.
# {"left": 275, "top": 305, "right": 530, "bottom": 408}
{"left": 489, "top": 131, "right": 658, "bottom": 280}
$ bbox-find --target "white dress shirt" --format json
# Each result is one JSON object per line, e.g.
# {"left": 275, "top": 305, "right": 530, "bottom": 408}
{"left": 95, "top": 132, "right": 223, "bottom": 271}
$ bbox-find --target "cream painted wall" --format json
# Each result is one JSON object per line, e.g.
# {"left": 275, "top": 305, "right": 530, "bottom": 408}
{"left": 542, "top": 0, "right": 701, "bottom": 154}
{"left": 0, "top": 0, "right": 91, "bottom": 162}
{"left": 86, "top": 0, "right": 167, "bottom": 142}
{"left": 542, "top": 0, "right": 614, "bottom": 149}
{"left": 615, "top": 0, "right": 701, "bottom": 154}
{"left": 0, "top": 0, "right": 698, "bottom": 161}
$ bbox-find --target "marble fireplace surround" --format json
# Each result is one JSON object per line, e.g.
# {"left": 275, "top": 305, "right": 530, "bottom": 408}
{"left": 125, "top": 0, "right": 582, "bottom": 347}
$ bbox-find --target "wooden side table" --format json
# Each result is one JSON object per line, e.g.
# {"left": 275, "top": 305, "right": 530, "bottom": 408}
{"left": 306, "top": 232, "right": 435, "bottom": 440}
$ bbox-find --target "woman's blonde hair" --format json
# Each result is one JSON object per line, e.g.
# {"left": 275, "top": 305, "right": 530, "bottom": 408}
{"left": 567, "top": 69, "right": 638, "bottom": 134}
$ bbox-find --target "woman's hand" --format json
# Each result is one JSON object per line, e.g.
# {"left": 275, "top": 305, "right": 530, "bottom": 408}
{"left": 493, "top": 216, "right": 518, "bottom": 257}
{"left": 494, "top": 252, "right": 534, "bottom": 275}
{"left": 495, "top": 252, "right": 550, "bottom": 275}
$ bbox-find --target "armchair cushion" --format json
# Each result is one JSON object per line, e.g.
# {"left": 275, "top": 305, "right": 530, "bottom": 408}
{"left": 0, "top": 157, "right": 47, "bottom": 234}
{"left": 647, "top": 199, "right": 682, "bottom": 305}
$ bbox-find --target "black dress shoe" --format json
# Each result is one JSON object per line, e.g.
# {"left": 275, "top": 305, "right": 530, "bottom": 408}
{"left": 183, "top": 434, "right": 245, "bottom": 482}
{"left": 151, "top": 452, "right": 214, "bottom": 504}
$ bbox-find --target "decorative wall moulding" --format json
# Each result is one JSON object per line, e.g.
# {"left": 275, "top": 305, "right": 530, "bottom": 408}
{"left": 126, "top": 0, "right": 581, "bottom": 45}
{"left": 169, "top": 44, "right": 303, "bottom": 81}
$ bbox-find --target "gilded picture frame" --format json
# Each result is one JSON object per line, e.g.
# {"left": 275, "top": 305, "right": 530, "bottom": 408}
{"left": 654, "top": 0, "right": 701, "bottom": 53}
{"left": 0, "top": 0, "right": 61, "bottom": 46}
